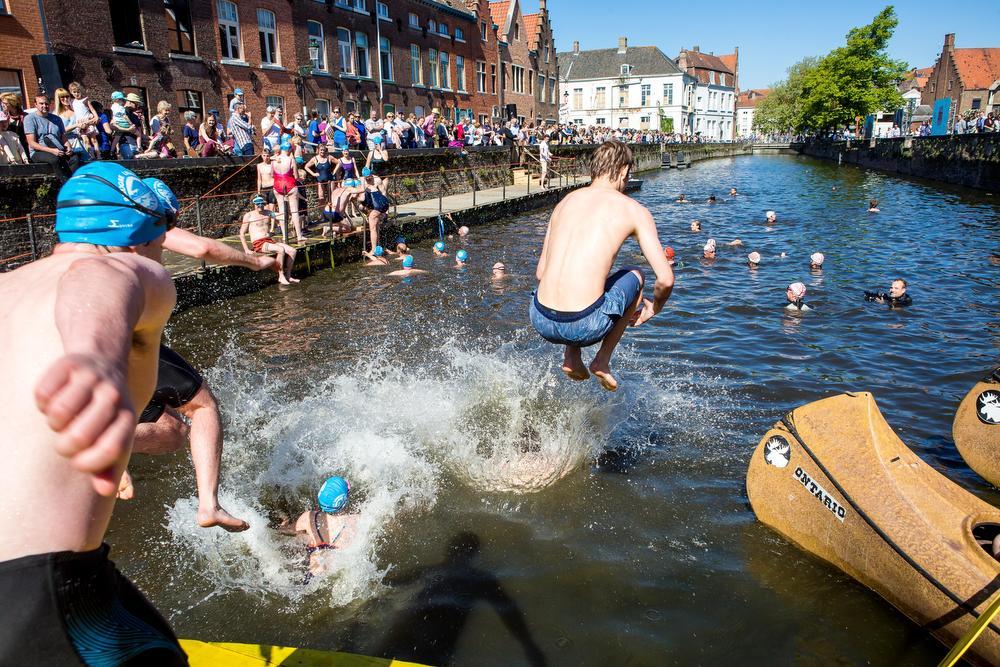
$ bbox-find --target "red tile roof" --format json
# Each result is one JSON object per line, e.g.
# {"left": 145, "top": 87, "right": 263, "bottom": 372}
{"left": 737, "top": 88, "right": 771, "bottom": 108}
{"left": 524, "top": 13, "right": 540, "bottom": 49}
{"left": 682, "top": 49, "right": 735, "bottom": 75}
{"left": 952, "top": 48, "right": 1000, "bottom": 90}
{"left": 489, "top": 0, "right": 510, "bottom": 29}
{"left": 719, "top": 52, "right": 738, "bottom": 76}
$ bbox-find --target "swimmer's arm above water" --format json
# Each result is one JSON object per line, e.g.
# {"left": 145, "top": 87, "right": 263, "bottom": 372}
{"left": 36, "top": 255, "right": 175, "bottom": 497}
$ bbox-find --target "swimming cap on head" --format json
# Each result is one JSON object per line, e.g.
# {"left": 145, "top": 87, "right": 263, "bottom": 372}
{"left": 252, "top": 195, "right": 265, "bottom": 205}
{"left": 663, "top": 246, "right": 675, "bottom": 259}
{"left": 317, "top": 476, "right": 349, "bottom": 514}
{"left": 704, "top": 239, "right": 716, "bottom": 251}
{"left": 395, "top": 235, "right": 406, "bottom": 244}
{"left": 362, "top": 167, "right": 372, "bottom": 177}
{"left": 140, "top": 177, "right": 179, "bottom": 218}
{"left": 434, "top": 241, "right": 445, "bottom": 252}
{"left": 56, "top": 162, "right": 169, "bottom": 247}
{"left": 280, "top": 141, "right": 292, "bottom": 152}
{"left": 748, "top": 251, "right": 761, "bottom": 264}
{"left": 766, "top": 210, "right": 776, "bottom": 217}
{"left": 373, "top": 245, "right": 384, "bottom": 257}
{"left": 281, "top": 133, "right": 292, "bottom": 141}
{"left": 456, "top": 250, "right": 468, "bottom": 262}
{"left": 810, "top": 252, "right": 825, "bottom": 265}
{"left": 788, "top": 282, "right": 806, "bottom": 298}
{"left": 402, "top": 255, "right": 415, "bottom": 268}
{"left": 111, "top": 91, "right": 125, "bottom": 101}
{"left": 373, "top": 135, "right": 383, "bottom": 144}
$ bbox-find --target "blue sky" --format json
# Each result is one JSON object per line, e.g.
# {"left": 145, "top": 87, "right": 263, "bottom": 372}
{"left": 522, "top": 0, "right": 1000, "bottom": 89}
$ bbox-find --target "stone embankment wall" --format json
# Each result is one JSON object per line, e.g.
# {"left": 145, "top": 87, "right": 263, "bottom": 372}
{"left": 797, "top": 135, "right": 1000, "bottom": 191}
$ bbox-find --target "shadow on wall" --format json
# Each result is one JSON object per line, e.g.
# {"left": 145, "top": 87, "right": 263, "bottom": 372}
{"left": 374, "top": 531, "right": 547, "bottom": 667}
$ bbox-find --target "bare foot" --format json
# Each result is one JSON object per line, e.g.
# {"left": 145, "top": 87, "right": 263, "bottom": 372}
{"left": 589, "top": 361, "right": 618, "bottom": 392}
{"left": 288, "top": 276, "right": 300, "bottom": 283}
{"left": 117, "top": 469, "right": 134, "bottom": 500}
{"left": 197, "top": 506, "right": 250, "bottom": 532}
{"left": 278, "top": 274, "right": 291, "bottom": 285}
{"left": 562, "top": 348, "right": 589, "bottom": 381}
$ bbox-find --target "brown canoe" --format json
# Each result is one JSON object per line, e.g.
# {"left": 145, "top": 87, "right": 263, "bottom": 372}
{"left": 747, "top": 392, "right": 1000, "bottom": 665}
{"left": 953, "top": 368, "right": 1000, "bottom": 488}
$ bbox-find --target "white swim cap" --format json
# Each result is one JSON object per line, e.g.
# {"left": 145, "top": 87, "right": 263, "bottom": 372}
{"left": 766, "top": 210, "right": 776, "bottom": 217}
{"left": 748, "top": 252, "right": 761, "bottom": 263}
{"left": 811, "top": 252, "right": 825, "bottom": 265}
{"left": 704, "top": 239, "right": 716, "bottom": 251}
{"left": 788, "top": 282, "right": 806, "bottom": 298}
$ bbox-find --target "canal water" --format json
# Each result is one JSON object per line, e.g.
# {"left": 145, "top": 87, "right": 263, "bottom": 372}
{"left": 111, "top": 154, "right": 999, "bottom": 666}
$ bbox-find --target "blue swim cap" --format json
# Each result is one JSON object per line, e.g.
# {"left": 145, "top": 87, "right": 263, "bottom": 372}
{"left": 402, "top": 255, "right": 415, "bottom": 268}
{"left": 434, "top": 241, "right": 445, "bottom": 252}
{"left": 362, "top": 167, "right": 372, "bottom": 177}
{"left": 111, "top": 91, "right": 124, "bottom": 101}
{"left": 456, "top": 250, "right": 469, "bottom": 262}
{"left": 395, "top": 235, "right": 406, "bottom": 244}
{"left": 56, "top": 162, "right": 169, "bottom": 246}
{"left": 317, "top": 476, "right": 349, "bottom": 514}
{"left": 373, "top": 135, "right": 383, "bottom": 145}
{"left": 280, "top": 141, "right": 292, "bottom": 152}
{"left": 373, "top": 245, "right": 384, "bottom": 257}
{"left": 252, "top": 195, "right": 265, "bottom": 205}
{"left": 140, "top": 178, "right": 179, "bottom": 217}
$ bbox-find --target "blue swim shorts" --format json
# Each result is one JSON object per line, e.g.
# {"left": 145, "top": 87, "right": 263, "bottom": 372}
{"left": 529, "top": 267, "right": 642, "bottom": 347}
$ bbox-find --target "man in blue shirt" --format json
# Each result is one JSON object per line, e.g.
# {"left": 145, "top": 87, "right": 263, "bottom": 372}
{"left": 228, "top": 101, "right": 255, "bottom": 156}
{"left": 24, "top": 94, "right": 79, "bottom": 182}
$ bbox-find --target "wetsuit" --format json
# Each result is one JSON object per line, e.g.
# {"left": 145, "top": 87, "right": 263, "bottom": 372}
{"left": 0, "top": 544, "right": 187, "bottom": 666}
{"left": 864, "top": 291, "right": 912, "bottom": 308}
{"left": 315, "top": 157, "right": 333, "bottom": 183}
{"left": 138, "top": 344, "right": 204, "bottom": 424}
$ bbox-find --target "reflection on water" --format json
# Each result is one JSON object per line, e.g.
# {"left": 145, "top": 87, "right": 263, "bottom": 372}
{"left": 108, "top": 155, "right": 998, "bottom": 665}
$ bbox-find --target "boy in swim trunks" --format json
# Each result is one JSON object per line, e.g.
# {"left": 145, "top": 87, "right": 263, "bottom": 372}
{"left": 240, "top": 195, "right": 299, "bottom": 285}
{"left": 0, "top": 163, "right": 186, "bottom": 665}
{"left": 530, "top": 141, "right": 674, "bottom": 392}
{"left": 256, "top": 146, "right": 277, "bottom": 219}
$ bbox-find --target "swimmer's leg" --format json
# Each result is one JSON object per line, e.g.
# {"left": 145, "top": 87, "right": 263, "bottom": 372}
{"left": 590, "top": 269, "right": 644, "bottom": 392}
{"left": 283, "top": 244, "right": 300, "bottom": 282}
{"left": 134, "top": 408, "right": 189, "bottom": 455}
{"left": 267, "top": 244, "right": 291, "bottom": 285}
{"left": 177, "top": 384, "right": 249, "bottom": 532}
{"left": 561, "top": 346, "right": 589, "bottom": 381}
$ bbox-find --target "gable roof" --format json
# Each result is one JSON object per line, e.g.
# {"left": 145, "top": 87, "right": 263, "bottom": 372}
{"left": 559, "top": 46, "right": 684, "bottom": 81}
{"left": 524, "top": 13, "right": 540, "bottom": 50}
{"left": 952, "top": 48, "right": 1000, "bottom": 90}
{"left": 488, "top": 1, "right": 511, "bottom": 30}
{"left": 719, "top": 53, "right": 738, "bottom": 76}
{"left": 681, "top": 50, "right": 734, "bottom": 75}
{"left": 736, "top": 89, "right": 770, "bottom": 108}
{"left": 899, "top": 66, "right": 933, "bottom": 93}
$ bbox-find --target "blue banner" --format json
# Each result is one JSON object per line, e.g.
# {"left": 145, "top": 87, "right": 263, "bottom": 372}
{"left": 931, "top": 98, "right": 951, "bottom": 136}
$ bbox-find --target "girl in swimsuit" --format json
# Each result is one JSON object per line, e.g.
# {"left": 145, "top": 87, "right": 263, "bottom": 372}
{"left": 333, "top": 149, "right": 356, "bottom": 184}
{"left": 365, "top": 136, "right": 390, "bottom": 193}
{"left": 278, "top": 476, "right": 359, "bottom": 580}
{"left": 272, "top": 141, "right": 305, "bottom": 243}
{"left": 304, "top": 144, "right": 335, "bottom": 206}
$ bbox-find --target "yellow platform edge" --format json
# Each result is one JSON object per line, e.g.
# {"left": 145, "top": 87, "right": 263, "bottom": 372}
{"left": 179, "top": 639, "right": 430, "bottom": 667}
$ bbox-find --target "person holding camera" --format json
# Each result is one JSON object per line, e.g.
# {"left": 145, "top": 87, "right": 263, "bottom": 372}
{"left": 864, "top": 278, "right": 912, "bottom": 308}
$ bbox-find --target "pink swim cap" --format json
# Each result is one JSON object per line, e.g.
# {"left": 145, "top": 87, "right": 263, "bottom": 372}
{"left": 788, "top": 282, "right": 807, "bottom": 298}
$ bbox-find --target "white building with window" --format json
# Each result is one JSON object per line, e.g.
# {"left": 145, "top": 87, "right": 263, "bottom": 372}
{"left": 558, "top": 38, "right": 688, "bottom": 132}
{"left": 676, "top": 47, "right": 739, "bottom": 140}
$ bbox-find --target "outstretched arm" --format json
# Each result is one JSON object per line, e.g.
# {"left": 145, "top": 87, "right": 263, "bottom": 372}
{"left": 165, "top": 227, "right": 277, "bottom": 272}
{"left": 633, "top": 204, "right": 674, "bottom": 323}
{"left": 35, "top": 254, "right": 175, "bottom": 496}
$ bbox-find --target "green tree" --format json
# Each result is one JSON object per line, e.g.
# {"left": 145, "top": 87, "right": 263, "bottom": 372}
{"left": 753, "top": 57, "right": 820, "bottom": 134}
{"left": 797, "top": 6, "right": 908, "bottom": 131}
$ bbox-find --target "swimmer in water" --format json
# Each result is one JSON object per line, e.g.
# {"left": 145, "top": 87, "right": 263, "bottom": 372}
{"left": 364, "top": 245, "right": 389, "bottom": 266}
{"left": 663, "top": 246, "right": 676, "bottom": 266}
{"left": 279, "top": 476, "right": 360, "bottom": 580}
{"left": 730, "top": 187, "right": 738, "bottom": 196}
{"left": 433, "top": 241, "right": 448, "bottom": 257}
{"left": 725, "top": 239, "right": 743, "bottom": 246}
{"left": 707, "top": 195, "right": 717, "bottom": 204}
{"left": 810, "top": 252, "right": 825, "bottom": 270}
{"left": 868, "top": 199, "right": 880, "bottom": 212}
{"left": 675, "top": 193, "right": 689, "bottom": 203}
{"left": 690, "top": 220, "right": 702, "bottom": 232}
{"left": 455, "top": 249, "right": 469, "bottom": 267}
{"left": 864, "top": 278, "right": 911, "bottom": 308}
{"left": 785, "top": 282, "right": 811, "bottom": 311}
{"left": 765, "top": 210, "right": 777, "bottom": 224}
{"left": 492, "top": 262, "right": 507, "bottom": 278}
{"left": 387, "top": 235, "right": 409, "bottom": 257}
{"left": 531, "top": 141, "right": 674, "bottom": 392}
{"left": 458, "top": 225, "right": 470, "bottom": 237}
{"left": 703, "top": 239, "right": 717, "bottom": 259}
{"left": 747, "top": 251, "right": 761, "bottom": 268}
{"left": 388, "top": 254, "right": 428, "bottom": 276}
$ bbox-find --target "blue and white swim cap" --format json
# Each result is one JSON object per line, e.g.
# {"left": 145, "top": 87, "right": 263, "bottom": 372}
{"left": 362, "top": 167, "right": 372, "bottom": 177}
{"left": 318, "top": 476, "right": 349, "bottom": 513}
{"left": 373, "top": 135, "right": 383, "bottom": 145}
{"left": 141, "top": 178, "right": 179, "bottom": 217}
{"left": 456, "top": 249, "right": 469, "bottom": 262}
{"left": 252, "top": 195, "right": 266, "bottom": 205}
{"left": 402, "top": 255, "right": 415, "bottom": 268}
{"left": 56, "top": 162, "right": 169, "bottom": 246}
{"left": 373, "top": 245, "right": 384, "bottom": 257}
{"left": 434, "top": 241, "right": 445, "bottom": 252}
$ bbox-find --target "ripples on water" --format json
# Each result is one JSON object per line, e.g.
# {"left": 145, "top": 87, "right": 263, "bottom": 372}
{"left": 110, "top": 155, "right": 998, "bottom": 665}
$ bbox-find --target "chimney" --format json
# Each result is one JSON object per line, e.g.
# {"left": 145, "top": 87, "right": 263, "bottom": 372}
{"left": 539, "top": 0, "right": 546, "bottom": 11}
{"left": 618, "top": 36, "right": 627, "bottom": 54}
{"left": 573, "top": 40, "right": 580, "bottom": 55}
{"left": 693, "top": 45, "right": 700, "bottom": 52}
{"left": 944, "top": 33, "right": 955, "bottom": 52}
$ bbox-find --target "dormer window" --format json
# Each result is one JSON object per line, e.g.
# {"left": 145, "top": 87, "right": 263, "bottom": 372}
{"left": 620, "top": 64, "right": 631, "bottom": 76}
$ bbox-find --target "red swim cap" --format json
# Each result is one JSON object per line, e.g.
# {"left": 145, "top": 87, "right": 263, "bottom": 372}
{"left": 664, "top": 246, "right": 676, "bottom": 259}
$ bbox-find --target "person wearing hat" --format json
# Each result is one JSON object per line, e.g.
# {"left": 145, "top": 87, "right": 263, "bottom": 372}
{"left": 362, "top": 245, "right": 389, "bottom": 266}
{"left": 228, "top": 87, "right": 245, "bottom": 115}
{"left": 663, "top": 245, "right": 676, "bottom": 267}
{"left": 227, "top": 100, "right": 256, "bottom": 156}
{"left": 261, "top": 105, "right": 283, "bottom": 151}
{"left": 0, "top": 162, "right": 186, "bottom": 664}
{"left": 24, "top": 93, "right": 80, "bottom": 181}
{"left": 278, "top": 476, "right": 359, "bottom": 578}
{"left": 107, "top": 91, "right": 135, "bottom": 158}
{"left": 747, "top": 251, "right": 761, "bottom": 268}
{"left": 703, "top": 239, "right": 717, "bottom": 259}
{"left": 785, "top": 282, "right": 811, "bottom": 311}
{"left": 388, "top": 253, "right": 428, "bottom": 277}
{"left": 0, "top": 111, "right": 28, "bottom": 165}
{"left": 357, "top": 167, "right": 388, "bottom": 251}
{"left": 809, "top": 252, "right": 824, "bottom": 270}
{"left": 239, "top": 195, "right": 299, "bottom": 285}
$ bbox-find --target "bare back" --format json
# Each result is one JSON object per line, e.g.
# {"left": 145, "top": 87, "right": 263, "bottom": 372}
{"left": 0, "top": 252, "right": 171, "bottom": 560}
{"left": 536, "top": 185, "right": 662, "bottom": 311}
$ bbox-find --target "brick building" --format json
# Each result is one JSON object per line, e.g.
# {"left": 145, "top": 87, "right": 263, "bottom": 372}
{"left": 922, "top": 33, "right": 1000, "bottom": 117}
{"left": 2, "top": 0, "right": 557, "bottom": 151}
{"left": 0, "top": 0, "right": 51, "bottom": 101}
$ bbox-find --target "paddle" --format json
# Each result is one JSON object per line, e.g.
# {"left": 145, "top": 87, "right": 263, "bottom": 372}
{"left": 938, "top": 589, "right": 1000, "bottom": 667}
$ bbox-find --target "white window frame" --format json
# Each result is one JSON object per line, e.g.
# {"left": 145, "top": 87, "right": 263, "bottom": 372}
{"left": 620, "top": 64, "right": 630, "bottom": 76}
{"left": 257, "top": 9, "right": 279, "bottom": 66}
{"left": 217, "top": 0, "right": 242, "bottom": 61}
{"left": 455, "top": 27, "right": 464, "bottom": 42}
{"left": 428, "top": 47, "right": 438, "bottom": 87}
{"left": 480, "top": 21, "right": 487, "bottom": 41}
{"left": 376, "top": 1, "right": 389, "bottom": 20}
{"left": 455, "top": 55, "right": 465, "bottom": 92}
{"left": 595, "top": 86, "right": 606, "bottom": 108}
{"left": 308, "top": 20, "right": 326, "bottom": 71}
{"left": 596, "top": 117, "right": 606, "bottom": 125}
{"left": 439, "top": 22, "right": 448, "bottom": 37}
{"left": 314, "top": 99, "right": 331, "bottom": 121}
{"left": 549, "top": 77, "right": 556, "bottom": 104}
{"left": 338, "top": 27, "right": 353, "bottom": 75}
{"left": 572, "top": 88, "right": 582, "bottom": 110}
{"left": 428, "top": 19, "right": 436, "bottom": 33}
{"left": 410, "top": 44, "right": 422, "bottom": 85}
{"left": 379, "top": 37, "right": 393, "bottom": 81}
{"left": 720, "top": 73, "right": 726, "bottom": 86}
{"left": 511, "top": 65, "right": 524, "bottom": 94}
{"left": 266, "top": 95, "right": 285, "bottom": 111}
{"left": 641, "top": 84, "right": 650, "bottom": 106}
{"left": 355, "top": 32, "right": 370, "bottom": 78}
{"left": 475, "top": 61, "right": 486, "bottom": 93}
{"left": 663, "top": 83, "right": 673, "bottom": 105}
{"left": 408, "top": 12, "right": 419, "bottom": 28}
{"left": 439, "top": 51, "right": 450, "bottom": 89}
